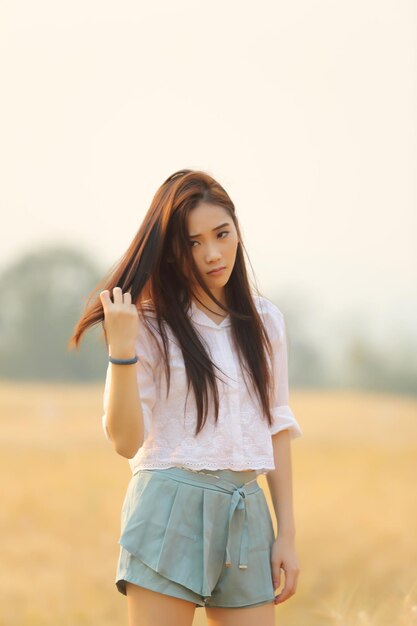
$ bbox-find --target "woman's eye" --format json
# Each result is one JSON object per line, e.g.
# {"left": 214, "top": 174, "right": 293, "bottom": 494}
{"left": 190, "top": 231, "right": 229, "bottom": 247}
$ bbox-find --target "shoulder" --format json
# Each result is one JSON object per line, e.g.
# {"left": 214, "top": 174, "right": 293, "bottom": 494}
{"left": 252, "top": 294, "right": 285, "bottom": 341}
{"left": 253, "top": 294, "right": 284, "bottom": 319}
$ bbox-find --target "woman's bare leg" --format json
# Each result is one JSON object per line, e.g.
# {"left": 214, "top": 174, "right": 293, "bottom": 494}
{"left": 205, "top": 600, "right": 275, "bottom": 626}
{"left": 125, "top": 582, "right": 196, "bottom": 626}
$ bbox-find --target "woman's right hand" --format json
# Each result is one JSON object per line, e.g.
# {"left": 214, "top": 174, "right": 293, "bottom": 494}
{"left": 99, "top": 287, "right": 139, "bottom": 358}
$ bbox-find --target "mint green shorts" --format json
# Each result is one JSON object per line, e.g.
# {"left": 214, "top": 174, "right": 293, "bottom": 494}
{"left": 115, "top": 466, "right": 276, "bottom": 608}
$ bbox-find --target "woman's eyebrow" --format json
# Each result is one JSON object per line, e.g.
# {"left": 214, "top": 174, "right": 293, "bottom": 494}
{"left": 188, "top": 222, "right": 230, "bottom": 238}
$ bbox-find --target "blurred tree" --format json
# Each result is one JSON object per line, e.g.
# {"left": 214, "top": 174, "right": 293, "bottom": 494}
{"left": 343, "top": 335, "right": 417, "bottom": 395}
{"left": 0, "top": 247, "right": 415, "bottom": 394}
{"left": 274, "top": 290, "right": 326, "bottom": 387}
{"left": 0, "top": 245, "right": 106, "bottom": 381}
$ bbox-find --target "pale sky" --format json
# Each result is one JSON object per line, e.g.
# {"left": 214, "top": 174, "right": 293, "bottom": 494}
{"left": 1, "top": 0, "right": 416, "bottom": 350}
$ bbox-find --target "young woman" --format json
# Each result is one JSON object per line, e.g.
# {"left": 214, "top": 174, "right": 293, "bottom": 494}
{"left": 70, "top": 169, "right": 302, "bottom": 626}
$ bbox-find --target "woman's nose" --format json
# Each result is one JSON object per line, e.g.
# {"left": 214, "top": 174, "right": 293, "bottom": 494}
{"left": 205, "top": 246, "right": 221, "bottom": 262}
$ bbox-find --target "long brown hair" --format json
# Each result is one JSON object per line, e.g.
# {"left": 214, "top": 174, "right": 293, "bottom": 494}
{"left": 68, "top": 169, "right": 276, "bottom": 435}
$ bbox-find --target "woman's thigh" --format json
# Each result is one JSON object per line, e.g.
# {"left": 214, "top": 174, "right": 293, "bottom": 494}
{"left": 205, "top": 601, "right": 275, "bottom": 626}
{"left": 125, "top": 582, "right": 196, "bottom": 626}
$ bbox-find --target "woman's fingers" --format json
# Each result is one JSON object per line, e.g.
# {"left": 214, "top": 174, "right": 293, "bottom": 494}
{"left": 99, "top": 290, "right": 111, "bottom": 311}
{"left": 274, "top": 567, "right": 299, "bottom": 604}
{"left": 112, "top": 286, "right": 123, "bottom": 305}
{"left": 111, "top": 287, "right": 132, "bottom": 306}
{"left": 100, "top": 287, "right": 132, "bottom": 308}
{"left": 99, "top": 287, "right": 138, "bottom": 350}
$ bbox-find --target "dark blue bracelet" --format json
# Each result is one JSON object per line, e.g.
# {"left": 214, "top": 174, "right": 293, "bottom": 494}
{"left": 109, "top": 355, "right": 138, "bottom": 365}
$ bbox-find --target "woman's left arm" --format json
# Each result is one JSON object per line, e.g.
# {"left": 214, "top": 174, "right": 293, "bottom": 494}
{"left": 266, "top": 428, "right": 300, "bottom": 604}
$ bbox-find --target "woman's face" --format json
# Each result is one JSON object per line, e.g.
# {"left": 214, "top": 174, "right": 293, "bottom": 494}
{"left": 184, "top": 202, "right": 239, "bottom": 294}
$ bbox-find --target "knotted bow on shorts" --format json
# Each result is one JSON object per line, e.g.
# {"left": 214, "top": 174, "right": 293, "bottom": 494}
{"left": 152, "top": 468, "right": 260, "bottom": 570}
{"left": 224, "top": 485, "right": 250, "bottom": 569}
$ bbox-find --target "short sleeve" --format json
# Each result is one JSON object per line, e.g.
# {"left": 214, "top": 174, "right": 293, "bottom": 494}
{"left": 265, "top": 301, "right": 303, "bottom": 439}
{"left": 101, "top": 316, "right": 158, "bottom": 443}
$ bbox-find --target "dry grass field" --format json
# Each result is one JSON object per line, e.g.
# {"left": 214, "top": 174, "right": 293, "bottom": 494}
{"left": 1, "top": 382, "right": 416, "bottom": 626}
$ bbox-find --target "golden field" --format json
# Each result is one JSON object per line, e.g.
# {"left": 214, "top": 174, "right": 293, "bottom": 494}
{"left": 1, "top": 382, "right": 416, "bottom": 626}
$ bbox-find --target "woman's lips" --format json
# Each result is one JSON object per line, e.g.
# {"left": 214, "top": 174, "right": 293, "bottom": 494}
{"left": 207, "top": 266, "right": 226, "bottom": 275}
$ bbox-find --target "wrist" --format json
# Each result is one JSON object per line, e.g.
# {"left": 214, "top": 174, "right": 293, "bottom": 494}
{"left": 276, "top": 527, "right": 296, "bottom": 541}
{"left": 109, "top": 346, "right": 136, "bottom": 360}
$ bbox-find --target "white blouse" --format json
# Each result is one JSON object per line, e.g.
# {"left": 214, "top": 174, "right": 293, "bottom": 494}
{"left": 101, "top": 294, "right": 302, "bottom": 476}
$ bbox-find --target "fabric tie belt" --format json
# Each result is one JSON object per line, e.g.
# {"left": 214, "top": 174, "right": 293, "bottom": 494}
{"left": 147, "top": 468, "right": 259, "bottom": 570}
{"left": 224, "top": 486, "right": 249, "bottom": 569}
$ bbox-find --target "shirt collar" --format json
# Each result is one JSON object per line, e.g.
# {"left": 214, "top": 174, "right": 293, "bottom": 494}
{"left": 186, "top": 299, "right": 231, "bottom": 329}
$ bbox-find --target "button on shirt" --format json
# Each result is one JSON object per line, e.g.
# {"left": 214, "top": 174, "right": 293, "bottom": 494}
{"left": 101, "top": 294, "right": 303, "bottom": 476}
